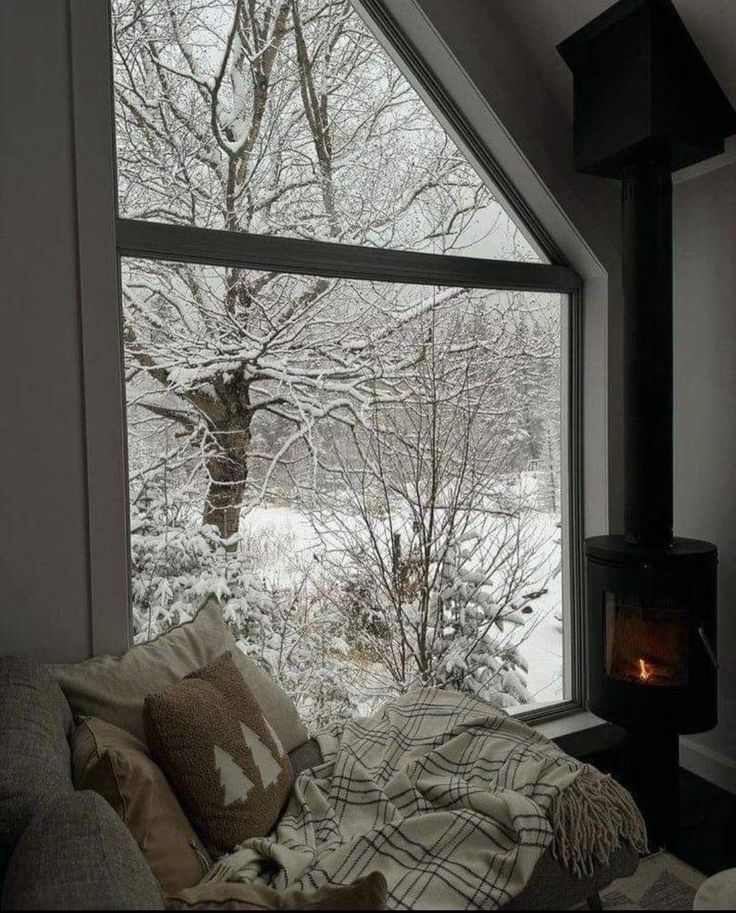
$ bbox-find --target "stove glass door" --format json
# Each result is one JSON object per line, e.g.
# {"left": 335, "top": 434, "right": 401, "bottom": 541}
{"left": 604, "top": 591, "right": 689, "bottom": 687}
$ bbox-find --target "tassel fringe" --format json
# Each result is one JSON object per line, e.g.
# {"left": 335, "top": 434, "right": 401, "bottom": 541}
{"left": 550, "top": 764, "right": 649, "bottom": 879}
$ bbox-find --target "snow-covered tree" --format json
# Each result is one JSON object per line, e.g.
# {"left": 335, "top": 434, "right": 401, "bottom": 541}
{"left": 307, "top": 298, "right": 559, "bottom": 707}
{"left": 114, "top": 0, "right": 533, "bottom": 539}
{"left": 112, "top": 0, "right": 563, "bottom": 724}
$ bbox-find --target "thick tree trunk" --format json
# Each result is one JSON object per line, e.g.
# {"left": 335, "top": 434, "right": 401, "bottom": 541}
{"left": 203, "top": 476, "right": 246, "bottom": 544}
{"left": 203, "top": 426, "right": 250, "bottom": 548}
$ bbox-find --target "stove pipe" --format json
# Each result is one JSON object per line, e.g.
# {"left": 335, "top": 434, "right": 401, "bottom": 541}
{"left": 558, "top": 0, "right": 736, "bottom": 543}
{"left": 622, "top": 158, "right": 672, "bottom": 547}
{"left": 556, "top": 6, "right": 730, "bottom": 841}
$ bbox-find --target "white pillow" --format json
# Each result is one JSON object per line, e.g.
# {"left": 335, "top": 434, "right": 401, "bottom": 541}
{"left": 51, "top": 595, "right": 309, "bottom": 752}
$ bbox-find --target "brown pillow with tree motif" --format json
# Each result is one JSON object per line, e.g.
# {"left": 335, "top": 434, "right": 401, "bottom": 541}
{"left": 143, "top": 652, "right": 293, "bottom": 854}
{"left": 71, "top": 716, "right": 211, "bottom": 894}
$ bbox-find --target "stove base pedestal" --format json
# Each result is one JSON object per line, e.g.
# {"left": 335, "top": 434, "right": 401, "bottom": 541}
{"left": 621, "top": 728, "right": 680, "bottom": 850}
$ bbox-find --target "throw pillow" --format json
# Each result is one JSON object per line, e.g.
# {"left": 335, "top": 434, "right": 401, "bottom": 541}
{"left": 71, "top": 716, "right": 211, "bottom": 895}
{"left": 51, "top": 595, "right": 309, "bottom": 751}
{"left": 144, "top": 652, "right": 293, "bottom": 854}
{"left": 167, "top": 872, "right": 388, "bottom": 910}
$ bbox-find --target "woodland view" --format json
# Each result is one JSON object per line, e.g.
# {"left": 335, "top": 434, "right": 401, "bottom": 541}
{"left": 114, "top": 0, "right": 564, "bottom": 728}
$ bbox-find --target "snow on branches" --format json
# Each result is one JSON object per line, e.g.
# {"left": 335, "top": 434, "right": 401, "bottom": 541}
{"left": 114, "top": 0, "right": 562, "bottom": 725}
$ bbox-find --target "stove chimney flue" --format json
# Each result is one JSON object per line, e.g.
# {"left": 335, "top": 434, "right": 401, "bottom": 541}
{"left": 622, "top": 155, "right": 673, "bottom": 547}
{"left": 558, "top": 0, "right": 733, "bottom": 846}
{"left": 558, "top": 0, "right": 736, "bottom": 542}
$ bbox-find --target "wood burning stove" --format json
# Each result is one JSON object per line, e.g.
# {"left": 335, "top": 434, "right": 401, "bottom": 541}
{"left": 559, "top": 0, "right": 735, "bottom": 844}
{"left": 585, "top": 537, "right": 717, "bottom": 734}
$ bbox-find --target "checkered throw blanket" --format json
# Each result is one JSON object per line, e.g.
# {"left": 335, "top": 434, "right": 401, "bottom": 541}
{"left": 205, "top": 689, "right": 646, "bottom": 910}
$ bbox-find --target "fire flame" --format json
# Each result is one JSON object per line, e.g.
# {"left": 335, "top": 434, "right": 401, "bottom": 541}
{"left": 638, "top": 658, "right": 652, "bottom": 682}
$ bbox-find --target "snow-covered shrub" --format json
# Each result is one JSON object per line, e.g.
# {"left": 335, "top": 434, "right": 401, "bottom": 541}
{"left": 309, "top": 322, "right": 557, "bottom": 711}
{"left": 130, "top": 475, "right": 356, "bottom": 730}
{"left": 239, "top": 576, "right": 358, "bottom": 731}
{"left": 129, "top": 474, "right": 272, "bottom": 643}
{"left": 329, "top": 525, "right": 542, "bottom": 709}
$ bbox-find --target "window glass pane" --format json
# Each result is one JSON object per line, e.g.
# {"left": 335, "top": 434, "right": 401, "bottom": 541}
{"left": 112, "top": 0, "right": 542, "bottom": 262}
{"left": 123, "top": 257, "right": 566, "bottom": 726}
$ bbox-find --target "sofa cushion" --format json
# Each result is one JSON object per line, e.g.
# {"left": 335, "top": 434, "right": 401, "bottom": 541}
{"left": 228, "top": 649, "right": 309, "bottom": 754}
{"left": 501, "top": 844, "right": 639, "bottom": 910}
{"left": 288, "top": 738, "right": 323, "bottom": 778}
{"left": 51, "top": 596, "right": 309, "bottom": 751}
{"left": 0, "top": 655, "right": 74, "bottom": 846}
{"left": 71, "top": 717, "right": 211, "bottom": 895}
{"left": 1, "top": 790, "right": 165, "bottom": 910}
{"left": 144, "top": 653, "right": 293, "bottom": 854}
{"left": 166, "top": 872, "right": 388, "bottom": 909}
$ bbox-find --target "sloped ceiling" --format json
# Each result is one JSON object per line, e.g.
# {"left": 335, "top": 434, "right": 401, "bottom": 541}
{"left": 492, "top": 0, "right": 736, "bottom": 121}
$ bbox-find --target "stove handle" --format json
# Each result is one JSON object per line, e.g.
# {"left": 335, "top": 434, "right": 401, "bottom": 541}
{"left": 698, "top": 624, "right": 719, "bottom": 670}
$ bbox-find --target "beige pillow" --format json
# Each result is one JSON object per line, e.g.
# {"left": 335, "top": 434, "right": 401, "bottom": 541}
{"left": 167, "top": 872, "right": 388, "bottom": 909}
{"left": 51, "top": 595, "right": 309, "bottom": 751}
{"left": 144, "top": 652, "right": 293, "bottom": 854}
{"left": 71, "top": 716, "right": 211, "bottom": 894}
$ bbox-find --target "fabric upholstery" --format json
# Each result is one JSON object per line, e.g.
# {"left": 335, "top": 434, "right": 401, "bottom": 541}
{"left": 208, "top": 688, "right": 646, "bottom": 910}
{"left": 502, "top": 844, "right": 639, "bottom": 910}
{"left": 0, "top": 654, "right": 74, "bottom": 846}
{"left": 50, "top": 596, "right": 309, "bottom": 751}
{"left": 144, "top": 653, "right": 292, "bottom": 854}
{"left": 71, "top": 716, "right": 212, "bottom": 894}
{"left": 166, "top": 872, "right": 388, "bottom": 910}
{"left": 0, "top": 652, "right": 635, "bottom": 911}
{"left": 287, "top": 738, "right": 323, "bottom": 779}
{"left": 1, "top": 790, "right": 165, "bottom": 910}
{"left": 230, "top": 651, "right": 309, "bottom": 753}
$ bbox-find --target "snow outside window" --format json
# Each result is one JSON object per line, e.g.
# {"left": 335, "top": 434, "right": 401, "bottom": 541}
{"left": 112, "top": 0, "right": 574, "bottom": 727}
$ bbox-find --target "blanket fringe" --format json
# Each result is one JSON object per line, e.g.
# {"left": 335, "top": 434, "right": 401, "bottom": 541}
{"left": 550, "top": 765, "right": 649, "bottom": 879}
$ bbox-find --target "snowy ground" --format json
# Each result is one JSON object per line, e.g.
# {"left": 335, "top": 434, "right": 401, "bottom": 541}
{"left": 508, "top": 572, "right": 564, "bottom": 713}
{"left": 240, "top": 504, "right": 565, "bottom": 714}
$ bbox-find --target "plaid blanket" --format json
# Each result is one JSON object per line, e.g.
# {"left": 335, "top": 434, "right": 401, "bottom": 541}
{"left": 205, "top": 689, "right": 645, "bottom": 910}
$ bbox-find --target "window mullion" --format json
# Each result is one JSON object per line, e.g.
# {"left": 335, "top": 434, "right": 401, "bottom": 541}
{"left": 116, "top": 218, "right": 581, "bottom": 294}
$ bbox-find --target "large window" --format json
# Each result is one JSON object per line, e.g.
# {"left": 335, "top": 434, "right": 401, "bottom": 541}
{"left": 111, "top": 0, "right": 581, "bottom": 727}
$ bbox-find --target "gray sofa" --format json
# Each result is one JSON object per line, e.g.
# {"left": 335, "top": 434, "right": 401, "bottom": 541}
{"left": 0, "top": 655, "right": 638, "bottom": 910}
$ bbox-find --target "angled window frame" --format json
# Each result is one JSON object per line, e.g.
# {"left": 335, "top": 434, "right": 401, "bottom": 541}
{"left": 72, "top": 0, "right": 584, "bottom": 723}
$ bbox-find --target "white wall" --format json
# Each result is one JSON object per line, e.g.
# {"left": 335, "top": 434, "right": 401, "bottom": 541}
{"left": 0, "top": 1, "right": 92, "bottom": 660}
{"left": 674, "top": 154, "right": 736, "bottom": 792}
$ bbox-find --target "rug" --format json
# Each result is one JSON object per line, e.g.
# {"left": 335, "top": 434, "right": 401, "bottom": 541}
{"left": 591, "top": 850, "right": 705, "bottom": 910}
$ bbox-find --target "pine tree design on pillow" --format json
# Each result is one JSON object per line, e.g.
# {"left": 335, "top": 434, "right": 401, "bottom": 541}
{"left": 144, "top": 652, "right": 293, "bottom": 853}
{"left": 192, "top": 651, "right": 292, "bottom": 797}
{"left": 261, "top": 716, "right": 286, "bottom": 757}
{"left": 213, "top": 725, "right": 284, "bottom": 806}
{"left": 214, "top": 745, "right": 255, "bottom": 805}
{"left": 240, "top": 723, "right": 284, "bottom": 789}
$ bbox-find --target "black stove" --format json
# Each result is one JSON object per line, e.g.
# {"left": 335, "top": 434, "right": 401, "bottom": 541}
{"left": 559, "top": 0, "right": 735, "bottom": 845}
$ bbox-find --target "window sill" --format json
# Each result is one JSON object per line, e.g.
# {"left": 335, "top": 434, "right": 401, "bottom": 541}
{"left": 536, "top": 710, "right": 626, "bottom": 758}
